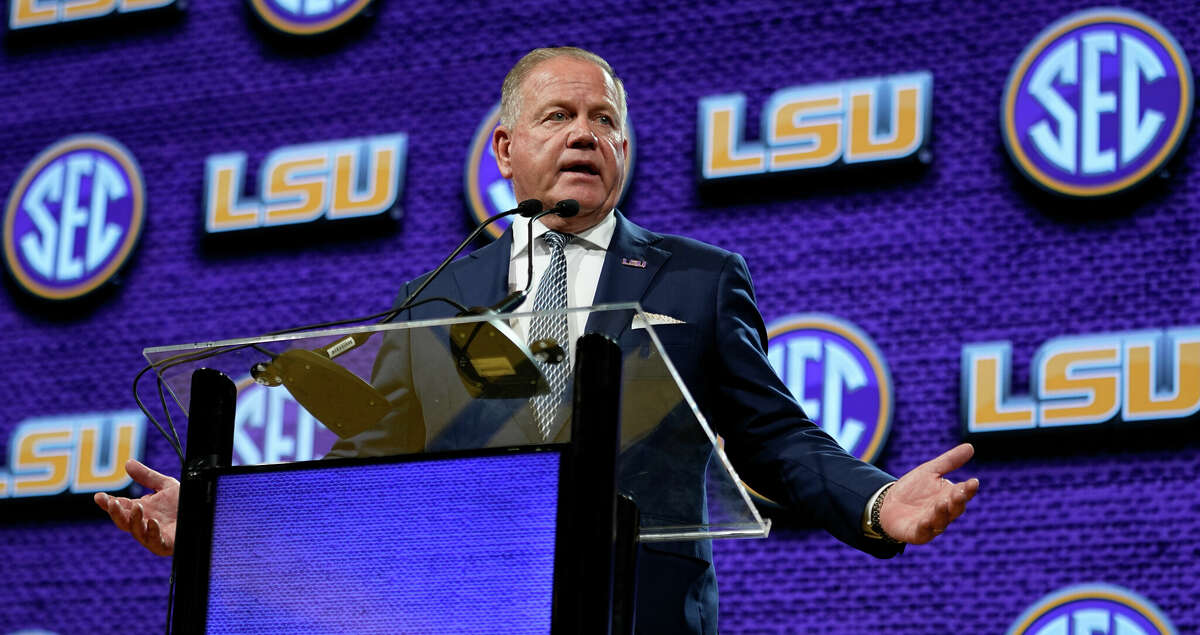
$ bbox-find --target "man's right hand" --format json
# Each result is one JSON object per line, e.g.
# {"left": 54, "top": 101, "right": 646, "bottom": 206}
{"left": 93, "top": 458, "right": 179, "bottom": 556}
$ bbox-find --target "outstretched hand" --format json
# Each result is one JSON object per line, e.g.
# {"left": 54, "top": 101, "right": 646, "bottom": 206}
{"left": 879, "top": 443, "right": 979, "bottom": 545}
{"left": 93, "top": 459, "right": 180, "bottom": 556}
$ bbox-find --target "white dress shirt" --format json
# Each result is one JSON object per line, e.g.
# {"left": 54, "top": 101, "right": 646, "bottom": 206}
{"left": 506, "top": 211, "right": 616, "bottom": 360}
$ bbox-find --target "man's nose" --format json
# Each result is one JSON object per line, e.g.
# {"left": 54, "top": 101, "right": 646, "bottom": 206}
{"left": 566, "top": 120, "right": 598, "bottom": 149}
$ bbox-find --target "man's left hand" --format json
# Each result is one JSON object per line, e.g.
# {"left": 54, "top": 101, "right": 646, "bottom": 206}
{"left": 879, "top": 443, "right": 979, "bottom": 545}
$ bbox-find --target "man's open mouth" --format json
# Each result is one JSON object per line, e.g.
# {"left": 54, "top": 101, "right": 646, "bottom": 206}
{"left": 562, "top": 163, "right": 599, "bottom": 176}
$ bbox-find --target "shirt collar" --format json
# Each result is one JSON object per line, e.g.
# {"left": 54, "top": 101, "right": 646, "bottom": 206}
{"left": 510, "top": 208, "right": 617, "bottom": 260}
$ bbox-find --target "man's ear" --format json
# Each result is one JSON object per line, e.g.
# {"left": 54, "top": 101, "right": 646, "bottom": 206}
{"left": 493, "top": 125, "right": 513, "bottom": 179}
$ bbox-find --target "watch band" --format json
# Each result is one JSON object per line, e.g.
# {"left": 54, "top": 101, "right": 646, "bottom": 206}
{"left": 870, "top": 481, "right": 903, "bottom": 544}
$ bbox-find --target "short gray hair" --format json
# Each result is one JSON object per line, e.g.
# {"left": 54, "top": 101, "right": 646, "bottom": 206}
{"left": 499, "top": 47, "right": 628, "bottom": 130}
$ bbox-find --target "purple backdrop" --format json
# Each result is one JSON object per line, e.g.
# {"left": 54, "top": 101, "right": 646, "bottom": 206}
{"left": 1, "top": 0, "right": 1197, "bottom": 633}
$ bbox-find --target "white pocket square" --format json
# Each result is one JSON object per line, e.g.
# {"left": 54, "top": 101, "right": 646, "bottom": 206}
{"left": 631, "top": 312, "right": 686, "bottom": 330}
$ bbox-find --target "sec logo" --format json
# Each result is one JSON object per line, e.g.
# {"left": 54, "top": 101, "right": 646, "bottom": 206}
{"left": 464, "top": 102, "right": 635, "bottom": 240}
{"left": 765, "top": 314, "right": 892, "bottom": 462}
{"left": 248, "top": 0, "right": 372, "bottom": 36}
{"left": 1002, "top": 8, "right": 1193, "bottom": 197}
{"left": 1008, "top": 584, "right": 1178, "bottom": 635}
{"left": 3, "top": 135, "right": 144, "bottom": 301}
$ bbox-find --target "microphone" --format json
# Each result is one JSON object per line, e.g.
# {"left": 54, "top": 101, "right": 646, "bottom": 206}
{"left": 551, "top": 198, "right": 580, "bottom": 218}
{"left": 517, "top": 198, "right": 546, "bottom": 217}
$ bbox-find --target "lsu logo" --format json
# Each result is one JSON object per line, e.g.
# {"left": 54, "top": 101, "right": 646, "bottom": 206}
{"left": 3, "top": 135, "right": 145, "bottom": 301}
{"left": 1008, "top": 583, "right": 1177, "bottom": 635}
{"left": 248, "top": 0, "right": 372, "bottom": 36}
{"left": 1002, "top": 9, "right": 1193, "bottom": 197}
{"left": 232, "top": 379, "right": 338, "bottom": 465}
{"left": 766, "top": 314, "right": 892, "bottom": 462}
{"left": 204, "top": 133, "right": 406, "bottom": 233}
{"left": 464, "top": 103, "right": 635, "bottom": 240}
{"left": 0, "top": 411, "right": 144, "bottom": 498}
{"left": 697, "top": 72, "right": 932, "bottom": 181}
{"left": 962, "top": 327, "right": 1200, "bottom": 434}
{"left": 8, "top": 0, "right": 174, "bottom": 30}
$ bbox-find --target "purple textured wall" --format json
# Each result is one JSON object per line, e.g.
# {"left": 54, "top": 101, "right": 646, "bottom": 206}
{"left": 1, "top": 0, "right": 1197, "bottom": 633}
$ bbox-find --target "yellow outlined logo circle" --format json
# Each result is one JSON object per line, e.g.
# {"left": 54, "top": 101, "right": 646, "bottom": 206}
{"left": 1001, "top": 8, "right": 1193, "bottom": 197}
{"left": 3, "top": 135, "right": 145, "bottom": 301}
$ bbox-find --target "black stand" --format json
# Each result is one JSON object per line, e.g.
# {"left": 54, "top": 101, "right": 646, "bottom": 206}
{"left": 552, "top": 333, "right": 635, "bottom": 635}
{"left": 170, "top": 368, "right": 236, "bottom": 634}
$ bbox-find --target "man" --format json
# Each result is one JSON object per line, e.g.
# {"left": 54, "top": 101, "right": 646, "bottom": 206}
{"left": 98, "top": 47, "right": 979, "bottom": 633}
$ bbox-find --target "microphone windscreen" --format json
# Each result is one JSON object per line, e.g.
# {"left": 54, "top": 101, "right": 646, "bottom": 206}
{"left": 517, "top": 199, "right": 544, "bottom": 217}
{"left": 554, "top": 199, "right": 580, "bottom": 218}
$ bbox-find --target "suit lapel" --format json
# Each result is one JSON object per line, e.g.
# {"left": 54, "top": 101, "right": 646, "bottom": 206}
{"left": 451, "top": 226, "right": 513, "bottom": 309}
{"left": 586, "top": 212, "right": 670, "bottom": 340}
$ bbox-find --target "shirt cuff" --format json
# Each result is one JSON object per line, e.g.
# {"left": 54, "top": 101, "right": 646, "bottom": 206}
{"left": 862, "top": 481, "right": 895, "bottom": 538}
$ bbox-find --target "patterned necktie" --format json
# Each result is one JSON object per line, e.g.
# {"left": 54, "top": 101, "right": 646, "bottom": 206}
{"left": 529, "top": 230, "right": 572, "bottom": 440}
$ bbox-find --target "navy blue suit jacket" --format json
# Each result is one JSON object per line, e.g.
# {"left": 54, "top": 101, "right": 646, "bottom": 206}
{"left": 331, "top": 212, "right": 900, "bottom": 634}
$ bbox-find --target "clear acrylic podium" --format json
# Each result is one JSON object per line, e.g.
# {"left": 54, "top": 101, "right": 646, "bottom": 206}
{"left": 144, "top": 304, "right": 769, "bottom": 634}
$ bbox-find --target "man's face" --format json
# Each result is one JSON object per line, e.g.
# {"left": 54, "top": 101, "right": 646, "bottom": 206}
{"left": 493, "top": 56, "right": 628, "bottom": 233}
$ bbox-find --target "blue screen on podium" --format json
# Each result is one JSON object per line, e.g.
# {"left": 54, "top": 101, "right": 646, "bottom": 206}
{"left": 204, "top": 450, "right": 561, "bottom": 634}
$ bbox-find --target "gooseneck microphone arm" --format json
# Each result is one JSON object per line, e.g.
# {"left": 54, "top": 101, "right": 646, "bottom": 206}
{"left": 244, "top": 198, "right": 543, "bottom": 388}
{"left": 492, "top": 199, "right": 581, "bottom": 314}
{"left": 386, "top": 198, "right": 544, "bottom": 322}
{"left": 260, "top": 197, "right": 581, "bottom": 372}
{"left": 445, "top": 199, "right": 580, "bottom": 400}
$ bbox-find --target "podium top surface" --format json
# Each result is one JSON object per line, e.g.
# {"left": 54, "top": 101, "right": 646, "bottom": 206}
{"left": 144, "top": 304, "right": 769, "bottom": 542}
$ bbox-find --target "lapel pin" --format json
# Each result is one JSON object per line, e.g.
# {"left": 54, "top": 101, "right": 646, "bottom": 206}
{"left": 621, "top": 257, "right": 647, "bottom": 268}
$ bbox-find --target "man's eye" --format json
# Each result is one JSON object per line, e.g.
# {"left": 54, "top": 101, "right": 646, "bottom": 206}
{"left": 598, "top": 115, "right": 614, "bottom": 126}
{"left": 550, "top": 112, "right": 567, "bottom": 121}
